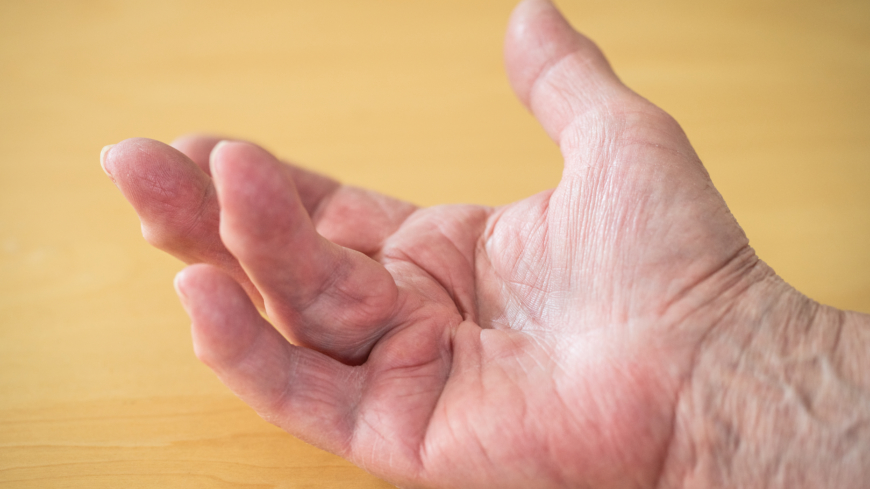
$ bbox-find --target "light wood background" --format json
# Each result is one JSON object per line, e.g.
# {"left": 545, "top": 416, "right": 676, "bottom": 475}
{"left": 1, "top": 0, "right": 868, "bottom": 487}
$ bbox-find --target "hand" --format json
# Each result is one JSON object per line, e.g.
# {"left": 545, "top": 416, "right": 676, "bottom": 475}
{"left": 100, "top": 0, "right": 870, "bottom": 487}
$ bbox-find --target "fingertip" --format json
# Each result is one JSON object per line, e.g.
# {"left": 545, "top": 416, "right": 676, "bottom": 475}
{"left": 108, "top": 137, "right": 177, "bottom": 176}
{"left": 504, "top": 0, "right": 632, "bottom": 143}
{"left": 175, "top": 264, "right": 262, "bottom": 365}
{"left": 173, "top": 266, "right": 193, "bottom": 302}
{"left": 173, "top": 264, "right": 217, "bottom": 312}
{"left": 208, "top": 141, "right": 299, "bottom": 246}
{"left": 208, "top": 140, "right": 273, "bottom": 181}
{"left": 508, "top": 0, "right": 561, "bottom": 35}
{"left": 505, "top": 0, "right": 581, "bottom": 107}
{"left": 175, "top": 264, "right": 260, "bottom": 372}
{"left": 105, "top": 138, "right": 167, "bottom": 187}
{"left": 207, "top": 139, "right": 233, "bottom": 179}
{"left": 174, "top": 263, "right": 234, "bottom": 302}
{"left": 506, "top": 0, "right": 573, "bottom": 47}
{"left": 101, "top": 138, "right": 151, "bottom": 178}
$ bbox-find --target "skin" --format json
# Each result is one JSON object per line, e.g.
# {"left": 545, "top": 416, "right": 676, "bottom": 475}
{"left": 100, "top": 0, "right": 870, "bottom": 487}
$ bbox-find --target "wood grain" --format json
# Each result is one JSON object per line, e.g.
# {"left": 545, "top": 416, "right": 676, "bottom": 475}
{"left": 1, "top": 0, "right": 868, "bottom": 486}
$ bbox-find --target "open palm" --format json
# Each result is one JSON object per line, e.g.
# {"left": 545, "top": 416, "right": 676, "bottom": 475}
{"left": 103, "top": 1, "right": 763, "bottom": 487}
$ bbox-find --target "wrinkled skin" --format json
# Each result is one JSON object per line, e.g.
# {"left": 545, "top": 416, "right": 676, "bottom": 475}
{"left": 100, "top": 1, "right": 800, "bottom": 487}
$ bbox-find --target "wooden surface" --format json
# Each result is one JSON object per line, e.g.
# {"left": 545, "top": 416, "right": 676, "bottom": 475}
{"left": 1, "top": 0, "right": 868, "bottom": 487}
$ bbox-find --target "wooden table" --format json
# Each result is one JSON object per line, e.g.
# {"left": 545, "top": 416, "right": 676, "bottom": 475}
{"left": 2, "top": 0, "right": 868, "bottom": 486}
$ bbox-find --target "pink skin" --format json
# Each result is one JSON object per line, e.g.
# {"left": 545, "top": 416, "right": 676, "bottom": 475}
{"left": 101, "top": 1, "right": 773, "bottom": 487}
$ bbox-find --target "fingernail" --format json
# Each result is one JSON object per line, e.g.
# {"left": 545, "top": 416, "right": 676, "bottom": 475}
{"left": 100, "top": 144, "right": 115, "bottom": 180}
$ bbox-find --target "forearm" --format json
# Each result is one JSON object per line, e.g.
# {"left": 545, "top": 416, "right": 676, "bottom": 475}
{"left": 659, "top": 264, "right": 870, "bottom": 488}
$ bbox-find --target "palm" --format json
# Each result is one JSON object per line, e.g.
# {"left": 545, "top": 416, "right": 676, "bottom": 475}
{"left": 104, "top": 1, "right": 755, "bottom": 487}
{"left": 348, "top": 104, "right": 747, "bottom": 487}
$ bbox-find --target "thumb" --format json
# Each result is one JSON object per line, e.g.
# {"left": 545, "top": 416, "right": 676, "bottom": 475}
{"left": 504, "top": 0, "right": 640, "bottom": 144}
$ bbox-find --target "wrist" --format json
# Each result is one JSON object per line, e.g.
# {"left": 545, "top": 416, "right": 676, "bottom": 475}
{"left": 658, "top": 262, "right": 870, "bottom": 488}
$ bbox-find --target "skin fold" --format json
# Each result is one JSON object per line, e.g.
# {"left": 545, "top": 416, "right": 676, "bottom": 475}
{"left": 100, "top": 0, "right": 870, "bottom": 487}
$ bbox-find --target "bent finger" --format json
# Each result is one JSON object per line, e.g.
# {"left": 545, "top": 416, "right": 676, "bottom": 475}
{"left": 175, "top": 264, "right": 357, "bottom": 454}
{"left": 171, "top": 133, "right": 416, "bottom": 254}
{"left": 211, "top": 141, "right": 400, "bottom": 365}
{"left": 170, "top": 134, "right": 225, "bottom": 175}
{"left": 102, "top": 138, "right": 263, "bottom": 305}
{"left": 171, "top": 133, "right": 343, "bottom": 215}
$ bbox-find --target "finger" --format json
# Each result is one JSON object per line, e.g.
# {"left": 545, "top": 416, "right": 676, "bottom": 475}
{"left": 309, "top": 185, "right": 417, "bottom": 256}
{"left": 170, "top": 134, "right": 224, "bottom": 175}
{"left": 175, "top": 264, "right": 356, "bottom": 454}
{"left": 211, "top": 141, "right": 400, "bottom": 365}
{"left": 103, "top": 137, "right": 412, "bottom": 315}
{"left": 171, "top": 133, "right": 343, "bottom": 215}
{"left": 504, "top": 0, "right": 659, "bottom": 145}
{"left": 170, "top": 134, "right": 416, "bottom": 254}
{"left": 102, "top": 138, "right": 217, "bottom": 258}
{"left": 101, "top": 138, "right": 264, "bottom": 305}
